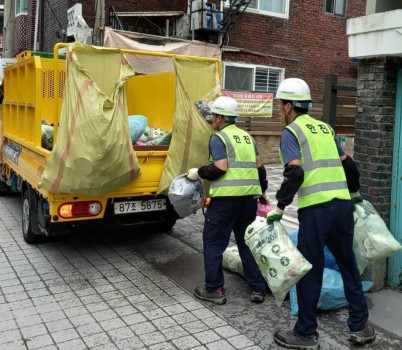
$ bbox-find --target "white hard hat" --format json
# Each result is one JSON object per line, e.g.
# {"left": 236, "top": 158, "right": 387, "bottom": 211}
{"left": 276, "top": 78, "right": 312, "bottom": 106}
{"left": 210, "top": 96, "right": 240, "bottom": 118}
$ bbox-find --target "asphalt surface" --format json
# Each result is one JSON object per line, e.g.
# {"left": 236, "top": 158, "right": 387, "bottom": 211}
{"left": 0, "top": 165, "right": 401, "bottom": 349}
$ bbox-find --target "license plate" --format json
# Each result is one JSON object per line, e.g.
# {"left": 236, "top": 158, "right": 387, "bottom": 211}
{"left": 114, "top": 199, "right": 167, "bottom": 215}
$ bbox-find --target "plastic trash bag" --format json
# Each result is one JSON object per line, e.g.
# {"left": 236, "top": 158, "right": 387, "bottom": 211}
{"left": 257, "top": 197, "right": 273, "bottom": 218}
{"left": 223, "top": 246, "right": 244, "bottom": 276}
{"left": 289, "top": 269, "right": 373, "bottom": 316}
{"left": 353, "top": 199, "right": 402, "bottom": 273}
{"left": 128, "top": 115, "right": 148, "bottom": 143}
{"left": 288, "top": 231, "right": 339, "bottom": 272}
{"left": 245, "top": 218, "right": 312, "bottom": 307}
{"left": 168, "top": 174, "right": 204, "bottom": 218}
{"left": 41, "top": 124, "right": 54, "bottom": 150}
{"left": 195, "top": 100, "right": 213, "bottom": 122}
{"left": 145, "top": 130, "right": 172, "bottom": 146}
{"left": 139, "top": 126, "right": 166, "bottom": 143}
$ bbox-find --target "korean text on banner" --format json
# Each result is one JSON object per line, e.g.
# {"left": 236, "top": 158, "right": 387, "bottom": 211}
{"left": 223, "top": 91, "right": 273, "bottom": 118}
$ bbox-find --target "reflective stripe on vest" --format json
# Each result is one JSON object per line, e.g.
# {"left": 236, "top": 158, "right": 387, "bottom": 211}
{"left": 210, "top": 125, "right": 261, "bottom": 197}
{"left": 283, "top": 115, "right": 350, "bottom": 208}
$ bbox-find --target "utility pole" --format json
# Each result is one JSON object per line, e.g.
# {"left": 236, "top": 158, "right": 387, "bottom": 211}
{"left": 93, "top": 0, "right": 105, "bottom": 46}
{"left": 33, "top": 0, "right": 40, "bottom": 51}
{"left": 3, "top": 0, "right": 15, "bottom": 58}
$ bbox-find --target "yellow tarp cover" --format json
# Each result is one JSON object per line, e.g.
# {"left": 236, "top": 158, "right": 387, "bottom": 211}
{"left": 39, "top": 42, "right": 140, "bottom": 196}
{"left": 158, "top": 57, "right": 221, "bottom": 194}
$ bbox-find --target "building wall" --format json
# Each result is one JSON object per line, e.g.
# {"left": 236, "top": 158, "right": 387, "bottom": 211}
{"left": 15, "top": 0, "right": 364, "bottom": 103}
{"left": 224, "top": 0, "right": 365, "bottom": 103}
{"left": 38, "top": 1, "right": 188, "bottom": 52}
{"left": 355, "top": 56, "right": 402, "bottom": 290}
{"left": 41, "top": 0, "right": 69, "bottom": 53}
{"left": 14, "top": 15, "right": 28, "bottom": 54}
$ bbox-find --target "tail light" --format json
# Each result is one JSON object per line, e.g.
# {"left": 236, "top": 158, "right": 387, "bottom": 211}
{"left": 58, "top": 201, "right": 102, "bottom": 218}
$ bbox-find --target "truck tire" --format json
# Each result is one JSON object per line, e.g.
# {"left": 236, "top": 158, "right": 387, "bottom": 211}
{"left": 22, "top": 188, "right": 43, "bottom": 244}
{"left": 160, "top": 209, "right": 178, "bottom": 232}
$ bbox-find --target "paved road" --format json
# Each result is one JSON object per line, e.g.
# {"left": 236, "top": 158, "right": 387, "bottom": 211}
{"left": 0, "top": 166, "right": 401, "bottom": 349}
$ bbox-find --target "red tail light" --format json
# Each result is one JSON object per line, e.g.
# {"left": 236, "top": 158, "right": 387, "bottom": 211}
{"left": 58, "top": 201, "right": 102, "bottom": 218}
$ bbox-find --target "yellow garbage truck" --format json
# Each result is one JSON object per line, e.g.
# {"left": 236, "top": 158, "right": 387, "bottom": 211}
{"left": 0, "top": 42, "right": 221, "bottom": 243}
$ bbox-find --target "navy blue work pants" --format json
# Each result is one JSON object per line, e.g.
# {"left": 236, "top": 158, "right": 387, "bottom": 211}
{"left": 294, "top": 199, "right": 369, "bottom": 335}
{"left": 203, "top": 196, "right": 266, "bottom": 293}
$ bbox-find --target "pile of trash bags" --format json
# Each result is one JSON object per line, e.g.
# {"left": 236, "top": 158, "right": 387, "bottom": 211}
{"left": 42, "top": 115, "right": 172, "bottom": 151}
{"left": 128, "top": 115, "right": 171, "bottom": 146}
{"left": 223, "top": 198, "right": 400, "bottom": 314}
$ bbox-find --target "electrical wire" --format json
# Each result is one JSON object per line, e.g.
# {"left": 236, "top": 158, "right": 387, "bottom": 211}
{"left": 46, "top": 0, "right": 63, "bottom": 29}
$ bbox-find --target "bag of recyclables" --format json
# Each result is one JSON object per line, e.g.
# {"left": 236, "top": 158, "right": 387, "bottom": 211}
{"left": 168, "top": 174, "right": 204, "bottom": 218}
{"left": 289, "top": 269, "right": 373, "bottom": 316}
{"left": 353, "top": 199, "right": 402, "bottom": 273}
{"left": 245, "top": 218, "right": 312, "bottom": 307}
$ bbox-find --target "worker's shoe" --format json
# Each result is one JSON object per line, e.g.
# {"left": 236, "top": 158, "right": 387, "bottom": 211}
{"left": 273, "top": 330, "right": 320, "bottom": 350}
{"left": 349, "top": 324, "right": 376, "bottom": 344}
{"left": 194, "top": 286, "right": 226, "bottom": 305}
{"left": 250, "top": 290, "right": 266, "bottom": 303}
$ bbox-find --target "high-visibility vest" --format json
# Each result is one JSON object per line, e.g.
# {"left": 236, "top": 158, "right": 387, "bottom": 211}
{"left": 279, "top": 114, "right": 350, "bottom": 208}
{"left": 209, "top": 125, "right": 262, "bottom": 197}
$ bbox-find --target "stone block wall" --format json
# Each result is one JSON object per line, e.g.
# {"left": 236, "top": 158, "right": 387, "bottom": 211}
{"left": 355, "top": 56, "right": 402, "bottom": 290}
{"left": 355, "top": 57, "right": 401, "bottom": 225}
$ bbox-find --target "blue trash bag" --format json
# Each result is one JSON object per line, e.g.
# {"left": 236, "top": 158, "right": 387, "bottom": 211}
{"left": 128, "top": 115, "right": 148, "bottom": 144}
{"left": 288, "top": 231, "right": 339, "bottom": 271}
{"left": 289, "top": 269, "right": 373, "bottom": 316}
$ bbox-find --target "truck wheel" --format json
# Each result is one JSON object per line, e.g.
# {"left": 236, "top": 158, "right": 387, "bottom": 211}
{"left": 160, "top": 211, "right": 177, "bottom": 232}
{"left": 22, "top": 189, "right": 43, "bottom": 244}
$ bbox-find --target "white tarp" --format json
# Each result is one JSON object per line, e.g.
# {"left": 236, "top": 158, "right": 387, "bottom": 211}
{"left": 103, "top": 27, "right": 221, "bottom": 74}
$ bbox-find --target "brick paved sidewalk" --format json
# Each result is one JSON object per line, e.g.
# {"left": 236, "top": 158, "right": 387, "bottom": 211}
{"left": 0, "top": 195, "right": 263, "bottom": 350}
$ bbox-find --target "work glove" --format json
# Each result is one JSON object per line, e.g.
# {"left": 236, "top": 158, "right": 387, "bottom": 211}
{"left": 266, "top": 207, "right": 284, "bottom": 225}
{"left": 259, "top": 194, "right": 270, "bottom": 205}
{"left": 187, "top": 168, "right": 200, "bottom": 181}
{"left": 350, "top": 192, "right": 363, "bottom": 203}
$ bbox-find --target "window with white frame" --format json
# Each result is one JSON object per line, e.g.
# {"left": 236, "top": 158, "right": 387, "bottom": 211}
{"left": 226, "top": 0, "right": 289, "bottom": 19}
{"left": 325, "top": 0, "right": 346, "bottom": 16}
{"left": 16, "top": 0, "right": 28, "bottom": 16}
{"left": 223, "top": 62, "right": 284, "bottom": 93}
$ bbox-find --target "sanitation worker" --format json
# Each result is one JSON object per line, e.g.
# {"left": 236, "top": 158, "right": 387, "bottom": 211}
{"left": 187, "top": 96, "right": 268, "bottom": 305}
{"left": 267, "top": 78, "right": 375, "bottom": 349}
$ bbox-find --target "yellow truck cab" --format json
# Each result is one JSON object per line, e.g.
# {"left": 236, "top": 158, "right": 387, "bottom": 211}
{"left": 0, "top": 43, "right": 221, "bottom": 243}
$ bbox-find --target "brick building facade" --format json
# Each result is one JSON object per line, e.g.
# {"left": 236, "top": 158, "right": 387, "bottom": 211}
{"left": 12, "top": 1, "right": 364, "bottom": 106}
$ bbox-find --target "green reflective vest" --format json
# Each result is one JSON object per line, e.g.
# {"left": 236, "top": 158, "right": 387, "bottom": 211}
{"left": 209, "top": 125, "right": 262, "bottom": 197}
{"left": 279, "top": 114, "right": 350, "bottom": 208}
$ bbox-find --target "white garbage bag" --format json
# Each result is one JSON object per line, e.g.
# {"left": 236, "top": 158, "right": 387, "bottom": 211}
{"left": 168, "top": 174, "right": 204, "bottom": 218}
{"left": 245, "top": 218, "right": 312, "bottom": 307}
{"left": 223, "top": 246, "right": 244, "bottom": 276}
{"left": 353, "top": 199, "right": 402, "bottom": 273}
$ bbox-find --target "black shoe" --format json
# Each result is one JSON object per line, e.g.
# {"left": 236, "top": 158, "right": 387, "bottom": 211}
{"left": 250, "top": 290, "right": 266, "bottom": 303}
{"left": 274, "top": 330, "right": 320, "bottom": 350}
{"left": 349, "top": 324, "right": 376, "bottom": 344}
{"left": 194, "top": 286, "right": 226, "bottom": 305}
